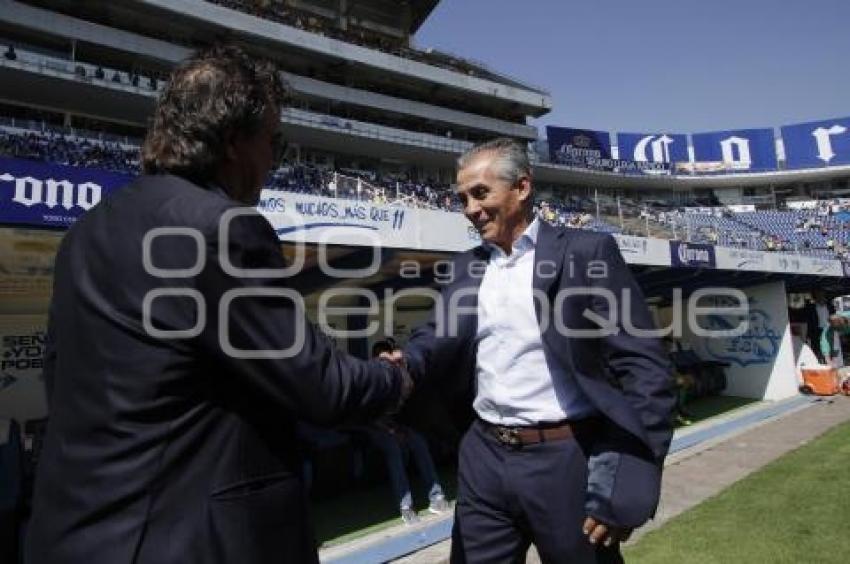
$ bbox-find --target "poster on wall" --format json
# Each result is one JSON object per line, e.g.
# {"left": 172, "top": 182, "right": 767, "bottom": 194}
{"left": 0, "top": 315, "right": 48, "bottom": 422}
{"left": 685, "top": 281, "right": 798, "bottom": 400}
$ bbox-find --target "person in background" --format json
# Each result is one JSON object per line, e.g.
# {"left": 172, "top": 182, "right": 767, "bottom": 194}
{"left": 803, "top": 290, "right": 835, "bottom": 364}
{"left": 821, "top": 311, "right": 850, "bottom": 368}
{"left": 358, "top": 339, "right": 449, "bottom": 525}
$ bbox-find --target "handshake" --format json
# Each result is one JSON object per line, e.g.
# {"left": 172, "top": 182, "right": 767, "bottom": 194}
{"left": 373, "top": 339, "right": 415, "bottom": 412}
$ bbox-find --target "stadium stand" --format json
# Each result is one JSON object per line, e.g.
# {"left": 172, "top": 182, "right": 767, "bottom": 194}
{"left": 0, "top": 122, "right": 626, "bottom": 232}
{"left": 9, "top": 122, "right": 850, "bottom": 252}
{"left": 207, "top": 0, "right": 510, "bottom": 80}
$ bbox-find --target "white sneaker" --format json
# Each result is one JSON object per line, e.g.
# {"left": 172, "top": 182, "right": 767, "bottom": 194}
{"left": 428, "top": 495, "right": 450, "bottom": 514}
{"left": 400, "top": 507, "right": 420, "bottom": 525}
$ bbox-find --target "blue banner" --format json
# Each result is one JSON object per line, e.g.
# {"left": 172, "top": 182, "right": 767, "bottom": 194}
{"left": 617, "top": 132, "right": 689, "bottom": 167}
{"left": 781, "top": 117, "right": 850, "bottom": 169}
{"left": 547, "top": 126, "right": 612, "bottom": 165}
{"left": 691, "top": 129, "right": 777, "bottom": 172}
{"left": 0, "top": 157, "right": 134, "bottom": 228}
{"left": 670, "top": 241, "right": 716, "bottom": 268}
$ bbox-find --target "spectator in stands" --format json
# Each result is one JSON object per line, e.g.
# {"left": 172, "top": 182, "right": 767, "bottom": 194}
{"left": 4, "top": 45, "right": 16, "bottom": 61}
{"left": 358, "top": 339, "right": 449, "bottom": 525}
{"left": 25, "top": 44, "right": 410, "bottom": 564}
{"left": 111, "top": 71, "right": 121, "bottom": 83}
{"left": 94, "top": 66, "right": 105, "bottom": 80}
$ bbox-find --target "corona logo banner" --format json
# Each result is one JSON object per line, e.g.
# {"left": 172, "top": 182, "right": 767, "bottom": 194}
{"left": 546, "top": 126, "right": 612, "bottom": 166}
{"left": 0, "top": 157, "right": 134, "bottom": 227}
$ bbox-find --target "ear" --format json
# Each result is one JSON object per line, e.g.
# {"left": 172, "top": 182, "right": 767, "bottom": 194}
{"left": 516, "top": 175, "right": 532, "bottom": 203}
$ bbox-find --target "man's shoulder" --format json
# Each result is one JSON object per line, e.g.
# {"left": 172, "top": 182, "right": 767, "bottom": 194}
{"left": 123, "top": 174, "right": 247, "bottom": 229}
{"left": 558, "top": 226, "right": 617, "bottom": 253}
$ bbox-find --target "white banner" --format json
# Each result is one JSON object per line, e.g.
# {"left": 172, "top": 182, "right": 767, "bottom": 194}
{"left": 765, "top": 254, "right": 845, "bottom": 277}
{"left": 258, "top": 192, "right": 847, "bottom": 275}
{"left": 715, "top": 247, "right": 769, "bottom": 271}
{"left": 258, "top": 191, "right": 479, "bottom": 252}
{"left": 785, "top": 200, "right": 818, "bottom": 210}
{"left": 726, "top": 204, "right": 756, "bottom": 213}
{"left": 612, "top": 234, "right": 671, "bottom": 266}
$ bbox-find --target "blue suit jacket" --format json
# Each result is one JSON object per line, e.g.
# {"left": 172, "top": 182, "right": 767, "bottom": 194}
{"left": 26, "top": 174, "right": 402, "bottom": 564}
{"left": 405, "top": 221, "right": 675, "bottom": 528}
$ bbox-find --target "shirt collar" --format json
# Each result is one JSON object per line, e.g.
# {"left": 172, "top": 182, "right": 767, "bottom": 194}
{"left": 486, "top": 217, "right": 539, "bottom": 258}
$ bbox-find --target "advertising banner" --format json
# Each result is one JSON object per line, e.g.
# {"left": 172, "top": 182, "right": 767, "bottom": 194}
{"left": 0, "top": 315, "right": 48, "bottom": 422}
{"left": 546, "top": 126, "right": 612, "bottom": 164}
{"left": 547, "top": 127, "right": 670, "bottom": 173}
{"left": 781, "top": 116, "right": 850, "bottom": 169}
{"left": 616, "top": 132, "right": 688, "bottom": 172}
{"left": 670, "top": 241, "right": 716, "bottom": 268}
{"left": 691, "top": 128, "right": 777, "bottom": 172}
{"left": 0, "top": 157, "right": 135, "bottom": 228}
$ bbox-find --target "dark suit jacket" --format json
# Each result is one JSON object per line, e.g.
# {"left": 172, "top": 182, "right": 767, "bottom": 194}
{"left": 404, "top": 221, "right": 675, "bottom": 528}
{"left": 26, "top": 174, "right": 401, "bottom": 564}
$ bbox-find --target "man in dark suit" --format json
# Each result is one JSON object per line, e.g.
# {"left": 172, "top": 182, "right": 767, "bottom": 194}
{"left": 396, "top": 138, "right": 675, "bottom": 563}
{"left": 25, "top": 46, "right": 408, "bottom": 564}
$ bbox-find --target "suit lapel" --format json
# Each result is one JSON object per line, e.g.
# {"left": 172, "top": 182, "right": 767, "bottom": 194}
{"left": 532, "top": 221, "right": 566, "bottom": 321}
{"left": 451, "top": 246, "right": 488, "bottom": 340}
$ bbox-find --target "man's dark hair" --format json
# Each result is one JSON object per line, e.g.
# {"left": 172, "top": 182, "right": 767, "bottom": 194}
{"left": 141, "top": 44, "right": 289, "bottom": 183}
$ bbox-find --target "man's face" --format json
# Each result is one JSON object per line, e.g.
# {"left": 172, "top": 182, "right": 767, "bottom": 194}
{"left": 227, "top": 105, "right": 284, "bottom": 205}
{"left": 456, "top": 152, "right": 530, "bottom": 251}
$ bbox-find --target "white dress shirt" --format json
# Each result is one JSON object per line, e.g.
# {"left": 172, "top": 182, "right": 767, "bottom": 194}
{"left": 473, "top": 219, "right": 596, "bottom": 425}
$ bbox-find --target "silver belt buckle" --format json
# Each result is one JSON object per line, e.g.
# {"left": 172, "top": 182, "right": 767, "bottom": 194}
{"left": 495, "top": 426, "right": 521, "bottom": 447}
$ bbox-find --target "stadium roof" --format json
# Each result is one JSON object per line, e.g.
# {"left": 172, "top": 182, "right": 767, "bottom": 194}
{"left": 405, "top": 0, "right": 441, "bottom": 34}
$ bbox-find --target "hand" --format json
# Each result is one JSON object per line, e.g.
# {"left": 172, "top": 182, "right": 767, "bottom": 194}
{"left": 378, "top": 349, "right": 405, "bottom": 366}
{"left": 379, "top": 350, "right": 413, "bottom": 412}
{"left": 582, "top": 516, "right": 632, "bottom": 548}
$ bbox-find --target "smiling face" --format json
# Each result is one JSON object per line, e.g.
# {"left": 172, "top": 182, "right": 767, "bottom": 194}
{"left": 456, "top": 150, "right": 532, "bottom": 253}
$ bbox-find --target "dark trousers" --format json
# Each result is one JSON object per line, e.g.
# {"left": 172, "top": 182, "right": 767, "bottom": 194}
{"left": 450, "top": 420, "right": 623, "bottom": 564}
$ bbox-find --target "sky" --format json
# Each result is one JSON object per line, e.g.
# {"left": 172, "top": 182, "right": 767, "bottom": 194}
{"left": 414, "top": 0, "right": 850, "bottom": 137}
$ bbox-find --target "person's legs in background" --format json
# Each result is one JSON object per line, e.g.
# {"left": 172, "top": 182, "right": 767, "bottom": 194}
{"left": 362, "top": 427, "right": 418, "bottom": 525}
{"left": 403, "top": 427, "right": 449, "bottom": 513}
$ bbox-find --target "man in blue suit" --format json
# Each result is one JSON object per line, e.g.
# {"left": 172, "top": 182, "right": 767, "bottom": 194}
{"left": 397, "top": 138, "right": 675, "bottom": 563}
{"left": 26, "top": 46, "right": 408, "bottom": 564}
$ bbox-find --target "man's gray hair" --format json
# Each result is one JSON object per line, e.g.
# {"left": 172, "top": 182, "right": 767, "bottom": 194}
{"left": 457, "top": 137, "right": 531, "bottom": 185}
